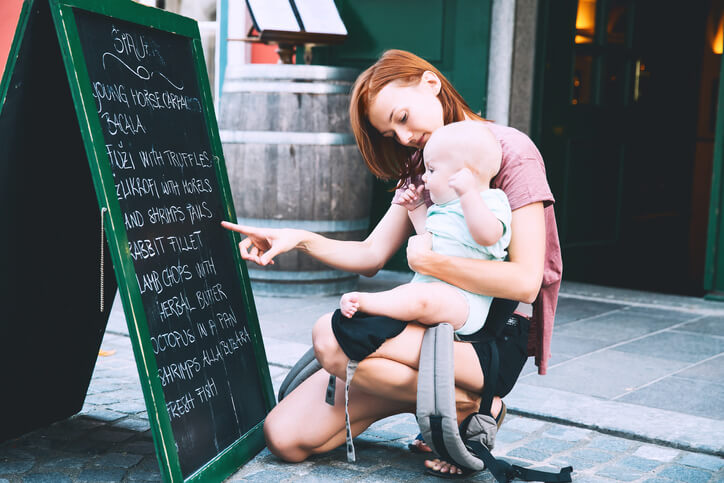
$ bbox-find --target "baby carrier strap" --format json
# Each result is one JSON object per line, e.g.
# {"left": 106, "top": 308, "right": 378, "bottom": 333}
{"left": 276, "top": 347, "right": 359, "bottom": 462}
{"left": 417, "top": 323, "right": 572, "bottom": 482}
{"left": 417, "top": 324, "right": 485, "bottom": 471}
{"left": 277, "top": 347, "right": 322, "bottom": 402}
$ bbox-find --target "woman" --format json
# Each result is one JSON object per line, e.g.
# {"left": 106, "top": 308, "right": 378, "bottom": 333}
{"left": 222, "top": 49, "right": 561, "bottom": 477}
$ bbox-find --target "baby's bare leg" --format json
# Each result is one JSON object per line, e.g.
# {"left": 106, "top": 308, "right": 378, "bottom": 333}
{"left": 341, "top": 282, "right": 468, "bottom": 330}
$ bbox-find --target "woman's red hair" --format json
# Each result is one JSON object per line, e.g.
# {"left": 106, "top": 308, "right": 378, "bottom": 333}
{"left": 349, "top": 49, "right": 483, "bottom": 184}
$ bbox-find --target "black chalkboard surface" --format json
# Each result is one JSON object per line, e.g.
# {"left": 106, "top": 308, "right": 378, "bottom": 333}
{"left": 0, "top": 1, "right": 275, "bottom": 481}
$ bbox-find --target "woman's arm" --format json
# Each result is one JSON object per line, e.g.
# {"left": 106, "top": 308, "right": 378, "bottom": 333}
{"left": 222, "top": 203, "right": 412, "bottom": 278}
{"left": 407, "top": 202, "right": 546, "bottom": 303}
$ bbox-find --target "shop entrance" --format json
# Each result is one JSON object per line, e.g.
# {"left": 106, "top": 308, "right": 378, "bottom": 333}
{"left": 536, "top": 0, "right": 721, "bottom": 296}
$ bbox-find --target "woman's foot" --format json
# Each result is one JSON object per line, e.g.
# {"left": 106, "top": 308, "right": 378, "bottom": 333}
{"left": 424, "top": 458, "right": 471, "bottom": 478}
{"left": 422, "top": 397, "right": 506, "bottom": 476}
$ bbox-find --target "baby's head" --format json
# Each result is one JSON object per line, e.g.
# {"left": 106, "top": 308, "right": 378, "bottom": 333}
{"left": 421, "top": 120, "right": 502, "bottom": 204}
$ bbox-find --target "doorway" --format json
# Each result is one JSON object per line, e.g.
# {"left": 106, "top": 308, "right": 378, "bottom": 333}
{"left": 535, "top": 0, "right": 719, "bottom": 296}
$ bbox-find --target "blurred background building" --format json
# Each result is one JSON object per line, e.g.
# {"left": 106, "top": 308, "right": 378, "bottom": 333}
{"left": 3, "top": 0, "right": 723, "bottom": 300}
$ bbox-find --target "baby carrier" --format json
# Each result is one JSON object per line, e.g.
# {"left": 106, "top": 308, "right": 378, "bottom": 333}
{"left": 278, "top": 312, "right": 572, "bottom": 482}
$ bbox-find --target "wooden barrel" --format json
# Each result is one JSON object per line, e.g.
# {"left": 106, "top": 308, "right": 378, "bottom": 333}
{"left": 219, "top": 64, "right": 372, "bottom": 296}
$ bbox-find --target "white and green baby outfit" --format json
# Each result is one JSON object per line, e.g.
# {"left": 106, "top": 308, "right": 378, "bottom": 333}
{"left": 411, "top": 188, "right": 512, "bottom": 335}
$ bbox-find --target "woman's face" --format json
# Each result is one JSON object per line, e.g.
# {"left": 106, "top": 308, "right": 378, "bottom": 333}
{"left": 367, "top": 71, "right": 445, "bottom": 150}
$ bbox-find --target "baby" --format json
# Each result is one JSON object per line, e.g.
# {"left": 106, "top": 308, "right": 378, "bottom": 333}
{"left": 340, "top": 120, "right": 511, "bottom": 335}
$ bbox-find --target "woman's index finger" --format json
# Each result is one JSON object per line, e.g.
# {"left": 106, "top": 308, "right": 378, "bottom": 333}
{"left": 221, "top": 221, "right": 251, "bottom": 234}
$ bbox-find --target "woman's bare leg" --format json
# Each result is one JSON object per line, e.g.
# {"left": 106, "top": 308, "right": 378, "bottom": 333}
{"left": 312, "top": 312, "right": 504, "bottom": 476}
{"left": 264, "top": 368, "right": 413, "bottom": 462}
{"left": 313, "top": 312, "right": 484, "bottom": 397}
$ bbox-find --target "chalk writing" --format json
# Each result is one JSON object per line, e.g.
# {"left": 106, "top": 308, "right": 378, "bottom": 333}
{"left": 182, "top": 177, "right": 213, "bottom": 195}
{"left": 151, "top": 328, "right": 197, "bottom": 354}
{"left": 136, "top": 262, "right": 193, "bottom": 295}
{"left": 201, "top": 328, "right": 252, "bottom": 368}
{"left": 158, "top": 357, "right": 201, "bottom": 386}
{"left": 160, "top": 179, "right": 180, "bottom": 196}
{"left": 128, "top": 86, "right": 200, "bottom": 112}
{"left": 147, "top": 205, "right": 186, "bottom": 225}
{"left": 124, "top": 210, "right": 144, "bottom": 230}
{"left": 166, "top": 231, "right": 203, "bottom": 253}
{"left": 157, "top": 290, "right": 196, "bottom": 322}
{"left": 186, "top": 201, "right": 213, "bottom": 224}
{"left": 101, "top": 110, "right": 147, "bottom": 136}
{"left": 195, "top": 377, "right": 218, "bottom": 403}
{"left": 93, "top": 81, "right": 130, "bottom": 113}
{"left": 138, "top": 147, "right": 165, "bottom": 168}
{"left": 128, "top": 236, "right": 166, "bottom": 261}
{"left": 195, "top": 283, "right": 227, "bottom": 310}
{"left": 166, "top": 392, "right": 195, "bottom": 420}
{"left": 102, "top": 51, "right": 151, "bottom": 81}
{"left": 116, "top": 177, "right": 160, "bottom": 201}
{"left": 112, "top": 26, "right": 150, "bottom": 62}
{"left": 106, "top": 142, "right": 136, "bottom": 170}
{"left": 195, "top": 256, "right": 216, "bottom": 278}
{"left": 164, "top": 149, "right": 212, "bottom": 168}
{"left": 206, "top": 309, "right": 238, "bottom": 336}
{"left": 74, "top": 11, "right": 268, "bottom": 475}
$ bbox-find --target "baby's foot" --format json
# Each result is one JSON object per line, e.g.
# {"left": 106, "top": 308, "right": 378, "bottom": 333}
{"left": 340, "top": 292, "right": 360, "bottom": 318}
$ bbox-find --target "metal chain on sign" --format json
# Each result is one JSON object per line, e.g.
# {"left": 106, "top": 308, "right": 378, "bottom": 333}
{"left": 100, "top": 207, "right": 107, "bottom": 312}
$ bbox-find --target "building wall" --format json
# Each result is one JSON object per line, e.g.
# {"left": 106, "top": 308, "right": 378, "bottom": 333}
{"left": 509, "top": 0, "right": 539, "bottom": 136}
{"left": 0, "top": 0, "right": 24, "bottom": 77}
{"left": 487, "top": 0, "right": 515, "bottom": 124}
{"left": 484, "top": 0, "right": 539, "bottom": 135}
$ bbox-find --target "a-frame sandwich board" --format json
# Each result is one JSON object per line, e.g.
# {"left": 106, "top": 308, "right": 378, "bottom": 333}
{"left": 0, "top": 1, "right": 276, "bottom": 481}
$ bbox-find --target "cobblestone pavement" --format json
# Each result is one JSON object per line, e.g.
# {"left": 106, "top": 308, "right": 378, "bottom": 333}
{"left": 1, "top": 329, "right": 723, "bottom": 482}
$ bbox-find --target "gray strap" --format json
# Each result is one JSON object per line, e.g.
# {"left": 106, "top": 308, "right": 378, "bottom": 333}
{"left": 344, "top": 360, "right": 359, "bottom": 462}
{"left": 325, "top": 375, "right": 336, "bottom": 406}
{"left": 277, "top": 347, "right": 322, "bottom": 402}
{"left": 417, "top": 324, "right": 485, "bottom": 471}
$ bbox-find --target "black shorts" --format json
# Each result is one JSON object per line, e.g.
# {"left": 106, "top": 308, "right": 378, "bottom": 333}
{"left": 330, "top": 298, "right": 530, "bottom": 398}
{"left": 457, "top": 313, "right": 530, "bottom": 398}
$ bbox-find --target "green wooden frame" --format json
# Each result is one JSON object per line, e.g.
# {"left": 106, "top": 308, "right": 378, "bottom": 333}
{"left": 41, "top": 0, "right": 275, "bottom": 480}
{"left": 704, "top": 52, "right": 724, "bottom": 298}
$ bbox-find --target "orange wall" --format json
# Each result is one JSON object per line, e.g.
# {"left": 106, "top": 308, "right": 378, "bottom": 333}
{"left": 1, "top": 0, "right": 24, "bottom": 76}
{"left": 1, "top": 4, "right": 287, "bottom": 72}
{"left": 251, "top": 43, "right": 280, "bottom": 64}
{"left": 248, "top": 29, "right": 293, "bottom": 64}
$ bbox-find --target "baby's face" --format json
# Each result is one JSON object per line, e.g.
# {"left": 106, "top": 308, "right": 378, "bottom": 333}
{"left": 421, "top": 148, "right": 462, "bottom": 204}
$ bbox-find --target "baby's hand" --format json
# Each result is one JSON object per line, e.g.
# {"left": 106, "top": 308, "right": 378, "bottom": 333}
{"left": 399, "top": 184, "right": 425, "bottom": 211}
{"left": 448, "top": 168, "right": 476, "bottom": 196}
{"left": 340, "top": 292, "right": 360, "bottom": 318}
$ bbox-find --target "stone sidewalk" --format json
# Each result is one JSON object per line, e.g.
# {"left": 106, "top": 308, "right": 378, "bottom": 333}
{"left": 253, "top": 272, "right": 724, "bottom": 456}
{"left": 1, "top": 272, "right": 723, "bottom": 482}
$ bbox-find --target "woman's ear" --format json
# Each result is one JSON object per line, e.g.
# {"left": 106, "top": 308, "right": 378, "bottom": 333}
{"left": 420, "top": 70, "right": 442, "bottom": 96}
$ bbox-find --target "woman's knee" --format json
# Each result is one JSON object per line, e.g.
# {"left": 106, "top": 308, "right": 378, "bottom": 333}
{"left": 263, "top": 408, "right": 309, "bottom": 462}
{"left": 312, "top": 313, "right": 347, "bottom": 377}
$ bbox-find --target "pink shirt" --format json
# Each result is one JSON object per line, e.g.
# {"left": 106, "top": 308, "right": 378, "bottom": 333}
{"left": 392, "top": 122, "right": 562, "bottom": 375}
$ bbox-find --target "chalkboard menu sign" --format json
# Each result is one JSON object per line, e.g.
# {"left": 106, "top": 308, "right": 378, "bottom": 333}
{"left": 0, "top": 1, "right": 275, "bottom": 481}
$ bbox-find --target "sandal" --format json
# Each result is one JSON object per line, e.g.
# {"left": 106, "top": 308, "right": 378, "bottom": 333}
{"left": 496, "top": 401, "right": 507, "bottom": 429}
